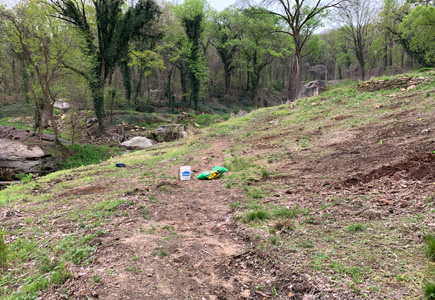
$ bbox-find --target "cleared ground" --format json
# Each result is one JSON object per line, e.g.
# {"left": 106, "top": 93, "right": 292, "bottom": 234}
{"left": 1, "top": 72, "right": 435, "bottom": 299}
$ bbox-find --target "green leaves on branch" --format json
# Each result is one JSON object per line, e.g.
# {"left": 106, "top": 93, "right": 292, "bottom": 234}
{"left": 399, "top": 5, "right": 435, "bottom": 66}
{"left": 128, "top": 50, "right": 165, "bottom": 77}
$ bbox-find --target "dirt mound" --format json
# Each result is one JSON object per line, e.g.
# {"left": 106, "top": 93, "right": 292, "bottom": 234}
{"left": 344, "top": 152, "right": 435, "bottom": 186}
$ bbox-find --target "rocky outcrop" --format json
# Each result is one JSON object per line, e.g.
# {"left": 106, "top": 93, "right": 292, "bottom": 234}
{"left": 299, "top": 80, "right": 327, "bottom": 99}
{"left": 0, "top": 139, "right": 58, "bottom": 180}
{"left": 151, "top": 125, "right": 187, "bottom": 142}
{"left": 356, "top": 76, "right": 428, "bottom": 92}
{"left": 121, "top": 137, "right": 154, "bottom": 149}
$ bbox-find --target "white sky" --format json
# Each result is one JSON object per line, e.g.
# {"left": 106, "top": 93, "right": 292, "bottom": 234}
{"left": 209, "top": 0, "right": 237, "bottom": 11}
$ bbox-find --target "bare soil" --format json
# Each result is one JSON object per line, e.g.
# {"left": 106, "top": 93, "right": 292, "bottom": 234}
{"left": 1, "top": 92, "right": 435, "bottom": 299}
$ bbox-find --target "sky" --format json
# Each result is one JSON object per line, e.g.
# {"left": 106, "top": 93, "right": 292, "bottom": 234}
{"left": 209, "top": 0, "right": 237, "bottom": 11}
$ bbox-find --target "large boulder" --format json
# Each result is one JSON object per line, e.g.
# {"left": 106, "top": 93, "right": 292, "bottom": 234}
{"left": 54, "top": 100, "right": 71, "bottom": 111}
{"left": 151, "top": 125, "right": 187, "bottom": 142}
{"left": 0, "top": 139, "right": 58, "bottom": 181}
{"left": 299, "top": 80, "right": 326, "bottom": 99}
{"left": 121, "top": 137, "right": 155, "bottom": 149}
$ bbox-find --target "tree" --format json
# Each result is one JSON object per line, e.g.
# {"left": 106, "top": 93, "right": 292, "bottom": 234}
{"left": 335, "top": 0, "right": 377, "bottom": 80}
{"left": 175, "top": 0, "right": 209, "bottom": 111}
{"left": 399, "top": 4, "right": 435, "bottom": 66}
{"left": 3, "top": 0, "right": 76, "bottom": 143}
{"left": 210, "top": 7, "right": 240, "bottom": 103}
{"left": 128, "top": 49, "right": 165, "bottom": 102}
{"left": 157, "top": 2, "right": 189, "bottom": 104}
{"left": 51, "top": 0, "right": 161, "bottom": 131}
{"left": 239, "top": 10, "right": 287, "bottom": 106}
{"left": 256, "top": 0, "right": 345, "bottom": 100}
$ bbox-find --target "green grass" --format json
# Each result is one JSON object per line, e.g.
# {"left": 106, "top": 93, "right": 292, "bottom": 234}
{"left": 347, "top": 223, "right": 366, "bottom": 233}
{"left": 423, "top": 281, "right": 435, "bottom": 300}
{"left": 242, "top": 209, "right": 270, "bottom": 222}
{"left": 58, "top": 144, "right": 123, "bottom": 170}
{"left": 151, "top": 246, "right": 169, "bottom": 257}
{"left": 0, "top": 230, "right": 7, "bottom": 271}
{"left": 423, "top": 233, "right": 435, "bottom": 261}
{"left": 95, "top": 199, "right": 126, "bottom": 212}
{"left": 271, "top": 206, "right": 299, "bottom": 219}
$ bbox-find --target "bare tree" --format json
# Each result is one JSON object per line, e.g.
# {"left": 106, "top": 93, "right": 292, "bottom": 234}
{"left": 335, "top": 0, "right": 377, "bottom": 80}
{"left": 249, "top": 0, "right": 346, "bottom": 100}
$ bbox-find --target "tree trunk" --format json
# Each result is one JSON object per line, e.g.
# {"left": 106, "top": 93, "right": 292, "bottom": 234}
{"left": 224, "top": 64, "right": 231, "bottom": 103}
{"left": 134, "top": 71, "right": 144, "bottom": 104}
{"left": 289, "top": 45, "right": 302, "bottom": 101}
{"left": 121, "top": 61, "right": 131, "bottom": 103}
{"left": 180, "top": 69, "right": 187, "bottom": 103}
{"left": 48, "top": 103, "right": 60, "bottom": 144}
{"left": 90, "top": 76, "right": 105, "bottom": 132}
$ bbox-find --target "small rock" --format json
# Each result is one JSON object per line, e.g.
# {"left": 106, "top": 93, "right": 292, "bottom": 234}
{"left": 389, "top": 94, "right": 396, "bottom": 97}
{"left": 147, "top": 273, "right": 153, "bottom": 277}
{"left": 375, "top": 103, "right": 383, "bottom": 109}
{"left": 421, "top": 129, "right": 431, "bottom": 134}
{"left": 401, "top": 88, "right": 407, "bottom": 92}
{"left": 407, "top": 85, "right": 416, "bottom": 91}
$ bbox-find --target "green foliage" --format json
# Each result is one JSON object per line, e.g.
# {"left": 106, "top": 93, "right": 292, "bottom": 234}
{"left": 423, "top": 281, "right": 435, "bottom": 300}
{"left": 190, "top": 113, "right": 230, "bottom": 127}
{"left": 17, "top": 173, "right": 34, "bottom": 183}
{"left": 423, "top": 232, "right": 435, "bottom": 261}
{"left": 271, "top": 206, "right": 299, "bottom": 219}
{"left": 399, "top": 5, "right": 435, "bottom": 66}
{"left": 58, "top": 144, "right": 123, "bottom": 169}
{"left": 243, "top": 209, "right": 270, "bottom": 222}
{"left": 128, "top": 50, "right": 165, "bottom": 77}
{"left": 347, "top": 223, "right": 366, "bottom": 233}
{"left": 52, "top": 0, "right": 161, "bottom": 129}
{"left": 96, "top": 200, "right": 126, "bottom": 212}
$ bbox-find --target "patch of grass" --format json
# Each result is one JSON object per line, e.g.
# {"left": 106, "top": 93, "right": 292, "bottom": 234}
{"left": 151, "top": 246, "right": 169, "bottom": 257}
{"left": 229, "top": 201, "right": 242, "bottom": 209}
{"left": 224, "top": 156, "right": 256, "bottom": 172}
{"left": 0, "top": 230, "right": 8, "bottom": 271}
{"left": 141, "top": 208, "right": 150, "bottom": 219}
{"left": 58, "top": 144, "right": 123, "bottom": 170}
{"left": 93, "top": 275, "right": 101, "bottom": 283}
{"left": 242, "top": 209, "right": 270, "bottom": 222}
{"left": 347, "top": 223, "right": 366, "bottom": 233}
{"left": 330, "top": 262, "right": 366, "bottom": 283}
{"left": 96, "top": 199, "right": 125, "bottom": 212}
{"left": 261, "top": 168, "right": 271, "bottom": 179}
{"left": 243, "top": 186, "right": 265, "bottom": 199}
{"left": 423, "top": 232, "right": 435, "bottom": 261}
{"left": 271, "top": 206, "right": 299, "bottom": 219}
{"left": 16, "top": 173, "right": 35, "bottom": 183}
{"left": 423, "top": 281, "right": 435, "bottom": 300}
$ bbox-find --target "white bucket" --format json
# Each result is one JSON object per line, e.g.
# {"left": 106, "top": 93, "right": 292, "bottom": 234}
{"left": 180, "top": 166, "right": 191, "bottom": 181}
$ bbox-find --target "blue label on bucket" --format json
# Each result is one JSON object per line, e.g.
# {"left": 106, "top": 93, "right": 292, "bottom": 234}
{"left": 182, "top": 171, "right": 190, "bottom": 176}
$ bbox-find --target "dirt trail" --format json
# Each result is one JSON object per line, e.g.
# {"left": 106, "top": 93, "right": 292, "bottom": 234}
{"left": 39, "top": 140, "right": 313, "bottom": 300}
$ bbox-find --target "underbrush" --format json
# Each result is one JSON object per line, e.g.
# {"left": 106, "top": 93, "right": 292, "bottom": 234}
{"left": 58, "top": 144, "right": 123, "bottom": 170}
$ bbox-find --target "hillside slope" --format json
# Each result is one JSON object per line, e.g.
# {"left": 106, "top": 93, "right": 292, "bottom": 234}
{"left": 1, "top": 72, "right": 435, "bottom": 299}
